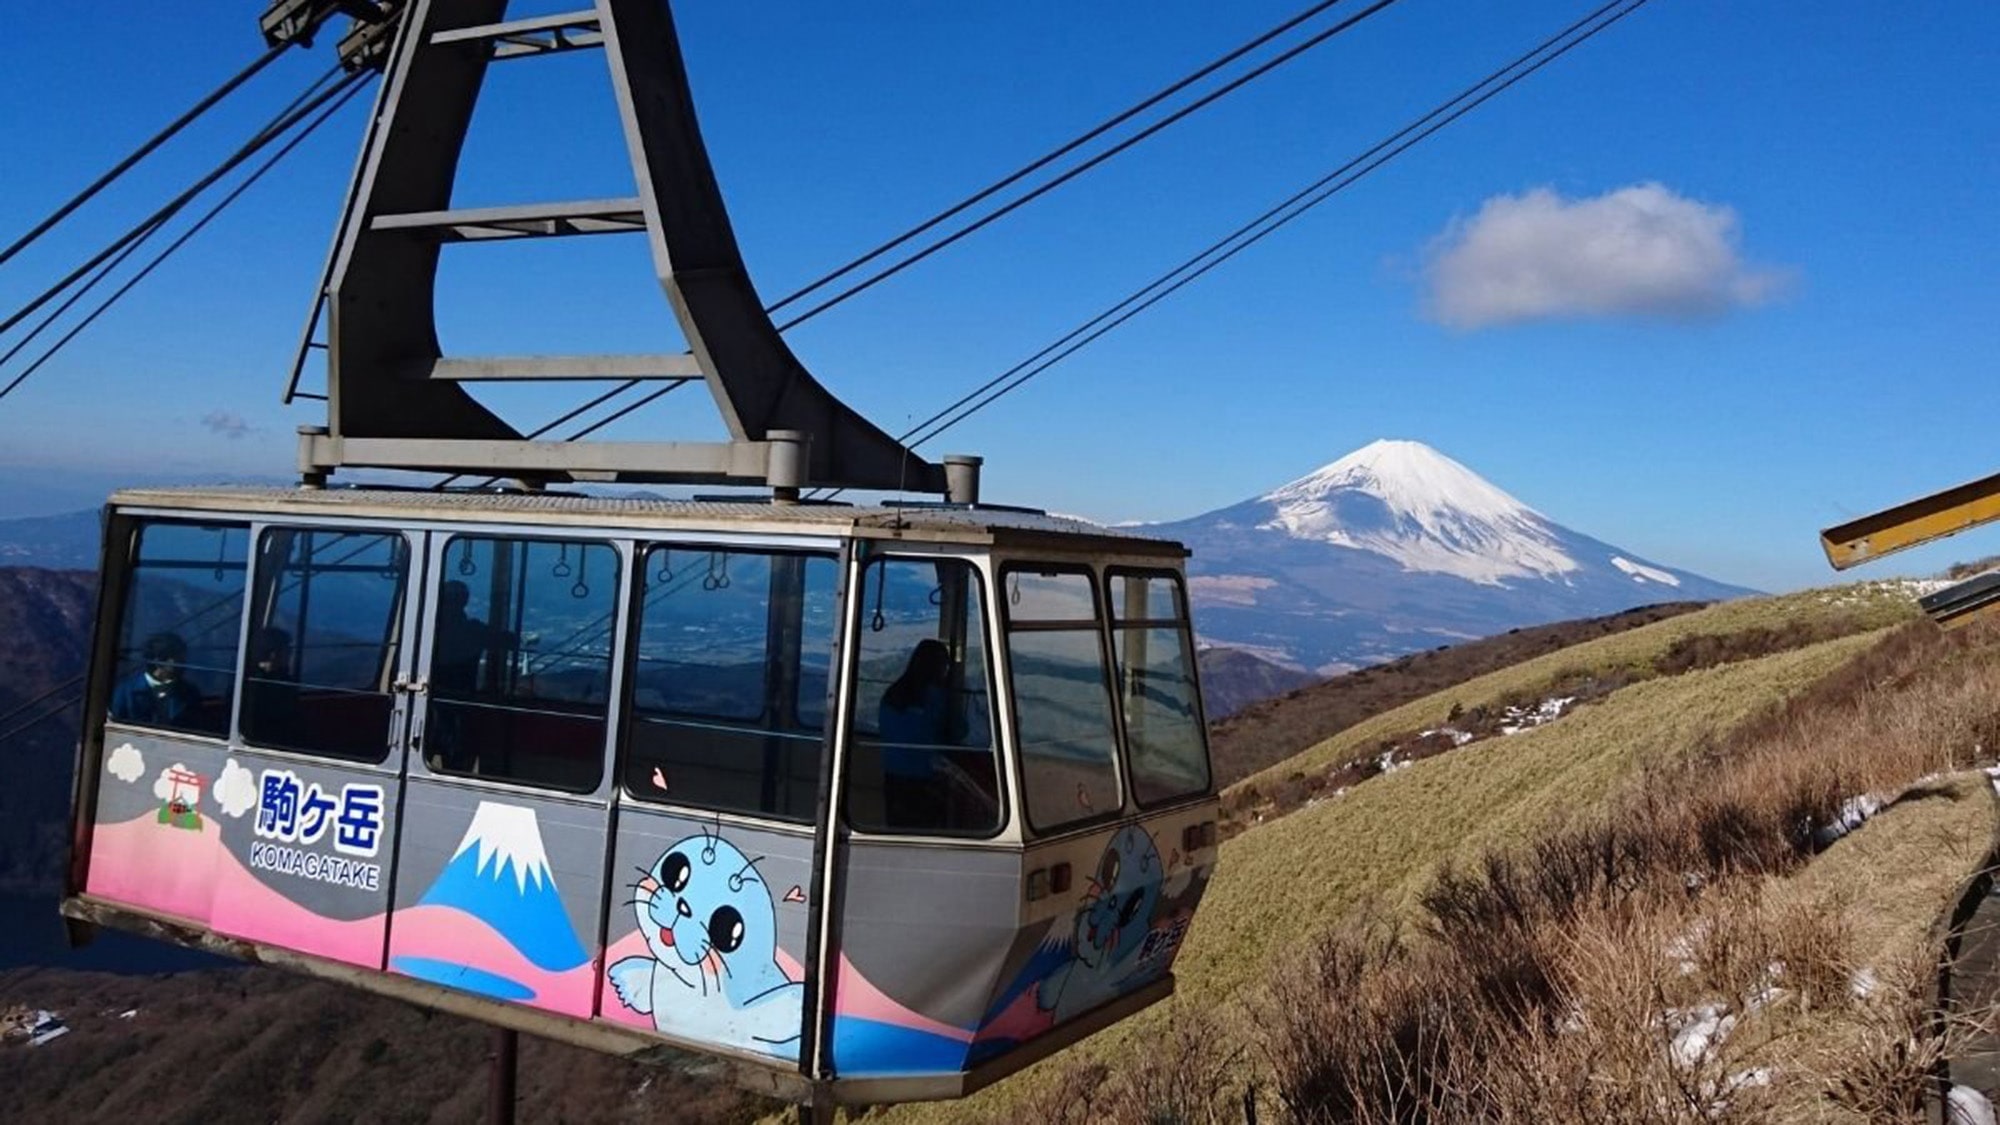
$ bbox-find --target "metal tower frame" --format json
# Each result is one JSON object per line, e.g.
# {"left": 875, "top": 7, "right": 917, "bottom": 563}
{"left": 292, "top": 0, "right": 952, "bottom": 497}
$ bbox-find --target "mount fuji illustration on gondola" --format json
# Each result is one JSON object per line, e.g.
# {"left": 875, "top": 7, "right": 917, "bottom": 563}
{"left": 392, "top": 801, "right": 589, "bottom": 1005}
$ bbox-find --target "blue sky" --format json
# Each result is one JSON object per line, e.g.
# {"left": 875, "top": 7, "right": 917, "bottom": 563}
{"left": 2, "top": 1, "right": 1997, "bottom": 592}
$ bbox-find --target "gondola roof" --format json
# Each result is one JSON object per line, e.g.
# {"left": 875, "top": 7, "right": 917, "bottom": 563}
{"left": 108, "top": 486, "right": 1188, "bottom": 557}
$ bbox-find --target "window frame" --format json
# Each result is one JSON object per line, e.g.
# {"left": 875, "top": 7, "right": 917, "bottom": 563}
{"left": 235, "top": 522, "right": 414, "bottom": 766}
{"left": 416, "top": 530, "right": 627, "bottom": 797}
{"left": 102, "top": 517, "right": 252, "bottom": 744}
{"left": 996, "top": 560, "right": 1128, "bottom": 837}
{"left": 617, "top": 540, "right": 842, "bottom": 824}
{"left": 1105, "top": 565, "right": 1214, "bottom": 808}
{"left": 839, "top": 550, "right": 1009, "bottom": 841}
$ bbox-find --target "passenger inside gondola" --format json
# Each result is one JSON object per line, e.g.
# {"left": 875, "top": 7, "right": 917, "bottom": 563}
{"left": 109, "top": 631, "right": 203, "bottom": 727}
{"left": 239, "top": 626, "right": 300, "bottom": 745}
{"left": 878, "top": 639, "right": 964, "bottom": 828}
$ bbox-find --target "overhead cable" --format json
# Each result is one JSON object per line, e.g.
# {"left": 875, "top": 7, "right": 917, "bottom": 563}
{"left": 0, "top": 63, "right": 350, "bottom": 380}
{"left": 0, "top": 71, "right": 370, "bottom": 404}
{"left": 0, "top": 62, "right": 352, "bottom": 343}
{"left": 809, "top": 0, "right": 1651, "bottom": 499}
{"left": 764, "top": 0, "right": 1362, "bottom": 318}
{"left": 771, "top": 0, "right": 1404, "bottom": 333}
{"left": 0, "top": 42, "right": 290, "bottom": 270}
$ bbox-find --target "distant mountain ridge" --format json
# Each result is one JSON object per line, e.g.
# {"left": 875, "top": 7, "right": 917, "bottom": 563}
{"left": 1152, "top": 440, "right": 1756, "bottom": 672}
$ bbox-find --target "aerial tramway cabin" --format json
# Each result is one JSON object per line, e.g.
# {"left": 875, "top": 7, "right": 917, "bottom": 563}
{"left": 65, "top": 487, "right": 1218, "bottom": 1103}
{"left": 60, "top": 0, "right": 1218, "bottom": 1107}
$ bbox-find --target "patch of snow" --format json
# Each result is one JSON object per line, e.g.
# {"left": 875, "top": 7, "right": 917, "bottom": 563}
{"left": 1612, "top": 556, "right": 1682, "bottom": 586}
{"left": 1668, "top": 1003, "right": 1736, "bottom": 1068}
{"left": 1499, "top": 695, "right": 1576, "bottom": 736}
{"left": 1812, "top": 793, "right": 1884, "bottom": 848}
{"left": 24, "top": 1010, "right": 68, "bottom": 1047}
{"left": 1257, "top": 440, "right": 1581, "bottom": 585}
{"left": 1949, "top": 1085, "right": 1999, "bottom": 1125}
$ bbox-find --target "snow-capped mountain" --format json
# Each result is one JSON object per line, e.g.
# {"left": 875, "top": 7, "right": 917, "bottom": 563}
{"left": 415, "top": 801, "right": 587, "bottom": 972}
{"left": 1152, "top": 440, "right": 1756, "bottom": 673}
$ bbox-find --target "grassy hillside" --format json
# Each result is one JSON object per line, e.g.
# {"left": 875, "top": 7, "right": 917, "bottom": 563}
{"left": 878, "top": 580, "right": 1997, "bottom": 1124}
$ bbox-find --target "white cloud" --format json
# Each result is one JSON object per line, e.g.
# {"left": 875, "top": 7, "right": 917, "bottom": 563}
{"left": 107, "top": 743, "right": 144, "bottom": 784}
{"left": 1422, "top": 183, "right": 1788, "bottom": 329}
{"left": 213, "top": 758, "right": 257, "bottom": 819}
{"left": 200, "top": 410, "right": 251, "bottom": 439}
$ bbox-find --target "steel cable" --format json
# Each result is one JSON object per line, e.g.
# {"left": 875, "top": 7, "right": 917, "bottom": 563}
{"left": 0, "top": 62, "right": 353, "bottom": 344}
{"left": 0, "top": 42, "right": 290, "bottom": 269}
{"left": 0, "top": 70, "right": 370, "bottom": 403}
{"left": 808, "top": 0, "right": 1653, "bottom": 499}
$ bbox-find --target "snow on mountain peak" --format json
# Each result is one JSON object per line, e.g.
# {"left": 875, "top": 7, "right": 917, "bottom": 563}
{"left": 453, "top": 801, "right": 554, "bottom": 893}
{"left": 1256, "top": 439, "right": 1580, "bottom": 585}
{"left": 1263, "top": 440, "right": 1537, "bottom": 521}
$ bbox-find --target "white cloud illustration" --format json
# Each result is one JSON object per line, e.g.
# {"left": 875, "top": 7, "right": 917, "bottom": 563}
{"left": 213, "top": 758, "right": 257, "bottom": 819}
{"left": 1422, "top": 183, "right": 1789, "bottom": 330}
{"left": 152, "top": 763, "right": 193, "bottom": 803}
{"left": 107, "top": 743, "right": 145, "bottom": 784}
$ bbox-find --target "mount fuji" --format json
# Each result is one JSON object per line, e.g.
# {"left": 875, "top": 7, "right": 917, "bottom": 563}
{"left": 1151, "top": 440, "right": 1756, "bottom": 673}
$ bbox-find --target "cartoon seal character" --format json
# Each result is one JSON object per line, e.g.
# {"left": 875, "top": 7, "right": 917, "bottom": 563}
{"left": 607, "top": 826, "right": 805, "bottom": 1058}
{"left": 1037, "top": 824, "right": 1164, "bottom": 1022}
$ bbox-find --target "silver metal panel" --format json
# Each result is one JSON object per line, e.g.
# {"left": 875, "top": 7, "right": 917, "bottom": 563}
{"left": 370, "top": 198, "right": 646, "bottom": 240}
{"left": 430, "top": 9, "right": 601, "bottom": 46}
{"left": 429, "top": 355, "right": 702, "bottom": 381}
{"left": 306, "top": 435, "right": 775, "bottom": 480}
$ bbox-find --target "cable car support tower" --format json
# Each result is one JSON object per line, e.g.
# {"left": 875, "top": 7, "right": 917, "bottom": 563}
{"left": 290, "top": 0, "right": 971, "bottom": 504}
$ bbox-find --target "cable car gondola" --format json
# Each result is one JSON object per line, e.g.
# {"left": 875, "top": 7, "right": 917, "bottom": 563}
{"left": 61, "top": 0, "right": 1219, "bottom": 1109}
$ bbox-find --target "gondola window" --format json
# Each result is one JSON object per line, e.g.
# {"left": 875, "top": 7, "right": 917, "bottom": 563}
{"left": 105, "top": 521, "right": 249, "bottom": 740}
{"left": 846, "top": 556, "right": 1000, "bottom": 835}
{"left": 1110, "top": 570, "right": 1210, "bottom": 805}
{"left": 1001, "top": 567, "right": 1122, "bottom": 832}
{"left": 423, "top": 535, "right": 619, "bottom": 793}
{"left": 241, "top": 527, "right": 409, "bottom": 762}
{"left": 623, "top": 546, "right": 838, "bottom": 822}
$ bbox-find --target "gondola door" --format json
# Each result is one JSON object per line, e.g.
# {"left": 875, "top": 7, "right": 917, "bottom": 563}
{"left": 205, "top": 521, "right": 419, "bottom": 970}
{"left": 385, "top": 530, "right": 630, "bottom": 1019}
{"left": 596, "top": 541, "right": 838, "bottom": 1064}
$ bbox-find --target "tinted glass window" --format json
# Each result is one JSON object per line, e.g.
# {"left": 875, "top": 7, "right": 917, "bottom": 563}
{"left": 425, "top": 536, "right": 619, "bottom": 793}
{"left": 1002, "top": 567, "right": 1121, "bottom": 832}
{"left": 1111, "top": 571, "right": 1210, "bottom": 804}
{"left": 624, "top": 547, "right": 838, "bottom": 822}
{"left": 845, "top": 557, "right": 999, "bottom": 836}
{"left": 107, "top": 521, "right": 247, "bottom": 739}
{"left": 243, "top": 528, "right": 408, "bottom": 762}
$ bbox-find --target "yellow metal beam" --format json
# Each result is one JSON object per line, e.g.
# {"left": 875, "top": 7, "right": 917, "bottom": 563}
{"left": 1820, "top": 468, "right": 2000, "bottom": 570}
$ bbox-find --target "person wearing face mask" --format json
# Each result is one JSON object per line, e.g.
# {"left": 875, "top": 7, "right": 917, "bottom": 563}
{"left": 109, "top": 631, "right": 204, "bottom": 727}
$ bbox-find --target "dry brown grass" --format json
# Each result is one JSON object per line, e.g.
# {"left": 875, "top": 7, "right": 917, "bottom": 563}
{"left": 938, "top": 614, "right": 2000, "bottom": 1125}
